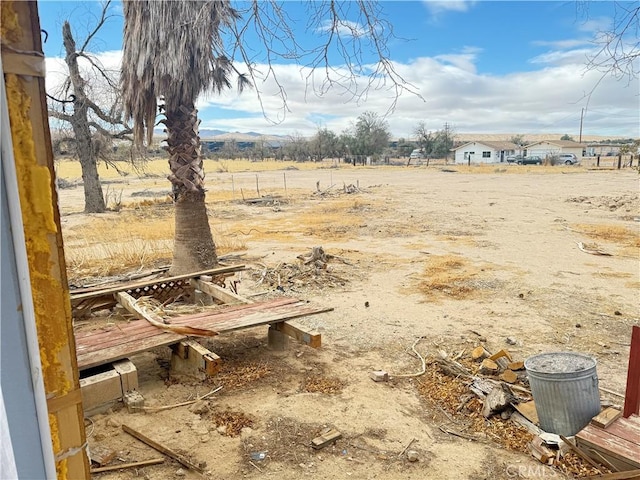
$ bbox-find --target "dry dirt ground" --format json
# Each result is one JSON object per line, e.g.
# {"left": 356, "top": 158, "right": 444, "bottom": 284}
{"left": 58, "top": 164, "right": 639, "bottom": 480}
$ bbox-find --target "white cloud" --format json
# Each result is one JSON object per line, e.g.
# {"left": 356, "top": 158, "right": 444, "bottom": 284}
{"left": 44, "top": 44, "right": 639, "bottom": 140}
{"left": 423, "top": 0, "right": 475, "bottom": 15}
{"left": 532, "top": 39, "right": 590, "bottom": 49}
{"left": 317, "top": 19, "right": 367, "bottom": 38}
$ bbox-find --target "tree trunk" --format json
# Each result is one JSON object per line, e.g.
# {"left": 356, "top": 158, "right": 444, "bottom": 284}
{"left": 165, "top": 103, "right": 217, "bottom": 274}
{"left": 63, "top": 21, "right": 106, "bottom": 213}
{"left": 172, "top": 190, "right": 217, "bottom": 274}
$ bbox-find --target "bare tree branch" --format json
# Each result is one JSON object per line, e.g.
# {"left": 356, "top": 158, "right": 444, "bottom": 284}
{"left": 585, "top": 2, "right": 639, "bottom": 82}
{"left": 79, "top": 0, "right": 113, "bottom": 53}
{"left": 48, "top": 109, "right": 74, "bottom": 122}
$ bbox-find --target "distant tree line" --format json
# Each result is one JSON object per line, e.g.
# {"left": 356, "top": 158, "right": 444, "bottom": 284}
{"left": 197, "top": 112, "right": 456, "bottom": 163}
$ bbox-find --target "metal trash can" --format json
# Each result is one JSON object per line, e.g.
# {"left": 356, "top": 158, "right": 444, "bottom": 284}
{"left": 525, "top": 352, "right": 600, "bottom": 436}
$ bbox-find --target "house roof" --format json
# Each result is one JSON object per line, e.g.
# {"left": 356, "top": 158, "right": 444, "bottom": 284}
{"left": 525, "top": 140, "right": 587, "bottom": 148}
{"left": 452, "top": 140, "right": 519, "bottom": 151}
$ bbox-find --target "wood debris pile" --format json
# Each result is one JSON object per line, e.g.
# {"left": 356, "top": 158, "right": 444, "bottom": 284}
{"left": 251, "top": 246, "right": 351, "bottom": 291}
{"left": 314, "top": 182, "right": 362, "bottom": 196}
{"left": 415, "top": 345, "right": 611, "bottom": 478}
{"left": 212, "top": 410, "right": 255, "bottom": 437}
{"left": 302, "top": 375, "right": 345, "bottom": 394}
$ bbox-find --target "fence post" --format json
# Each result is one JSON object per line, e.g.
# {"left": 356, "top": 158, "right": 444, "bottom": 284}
{"left": 596, "top": 155, "right": 600, "bottom": 167}
{"left": 617, "top": 154, "right": 622, "bottom": 169}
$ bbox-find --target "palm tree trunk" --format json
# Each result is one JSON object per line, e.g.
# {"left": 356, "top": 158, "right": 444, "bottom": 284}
{"left": 165, "top": 103, "right": 218, "bottom": 274}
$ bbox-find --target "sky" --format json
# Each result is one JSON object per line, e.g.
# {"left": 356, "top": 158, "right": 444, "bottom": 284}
{"left": 39, "top": 1, "right": 640, "bottom": 139}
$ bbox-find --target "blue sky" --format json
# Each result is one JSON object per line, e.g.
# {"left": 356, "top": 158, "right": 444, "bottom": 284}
{"left": 40, "top": 1, "right": 639, "bottom": 139}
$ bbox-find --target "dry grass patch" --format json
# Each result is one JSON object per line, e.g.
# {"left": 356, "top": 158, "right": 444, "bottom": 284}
{"left": 297, "top": 197, "right": 374, "bottom": 240}
{"left": 417, "top": 254, "right": 497, "bottom": 301}
{"left": 63, "top": 207, "right": 246, "bottom": 281}
{"left": 572, "top": 223, "right": 640, "bottom": 248}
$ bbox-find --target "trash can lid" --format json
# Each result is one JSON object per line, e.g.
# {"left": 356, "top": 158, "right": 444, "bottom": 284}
{"left": 525, "top": 352, "right": 596, "bottom": 374}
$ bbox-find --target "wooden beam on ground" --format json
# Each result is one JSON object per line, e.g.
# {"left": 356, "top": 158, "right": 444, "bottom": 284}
{"left": 170, "top": 339, "right": 222, "bottom": 380}
{"left": 90, "top": 458, "right": 165, "bottom": 474}
{"left": 122, "top": 425, "right": 204, "bottom": 473}
{"left": 191, "top": 278, "right": 253, "bottom": 305}
{"left": 623, "top": 326, "right": 640, "bottom": 418}
{"left": 273, "top": 320, "right": 321, "bottom": 348}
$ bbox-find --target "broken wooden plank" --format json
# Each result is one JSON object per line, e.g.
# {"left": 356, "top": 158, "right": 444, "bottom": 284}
{"left": 514, "top": 401, "right": 539, "bottom": 425}
{"left": 122, "top": 424, "right": 204, "bottom": 473}
{"left": 561, "top": 434, "right": 605, "bottom": 472}
{"left": 528, "top": 436, "right": 555, "bottom": 464}
{"left": 117, "top": 291, "right": 218, "bottom": 337}
{"left": 489, "top": 349, "right": 513, "bottom": 362}
{"left": 592, "top": 408, "right": 623, "bottom": 429}
{"left": 311, "top": 429, "right": 342, "bottom": 449}
{"left": 273, "top": 320, "right": 321, "bottom": 348}
{"left": 70, "top": 265, "right": 245, "bottom": 298}
{"left": 191, "top": 278, "right": 253, "bottom": 305}
{"left": 90, "top": 458, "right": 165, "bottom": 474}
{"left": 511, "top": 411, "right": 542, "bottom": 436}
{"left": 89, "top": 443, "right": 116, "bottom": 466}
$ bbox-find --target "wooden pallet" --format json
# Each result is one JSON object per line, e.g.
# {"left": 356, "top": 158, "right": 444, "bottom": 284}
{"left": 70, "top": 265, "right": 245, "bottom": 318}
{"left": 576, "top": 414, "right": 640, "bottom": 472}
{"left": 75, "top": 297, "right": 331, "bottom": 371}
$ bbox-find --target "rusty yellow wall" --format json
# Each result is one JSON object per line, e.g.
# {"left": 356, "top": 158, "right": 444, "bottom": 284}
{"left": 2, "top": 1, "right": 89, "bottom": 478}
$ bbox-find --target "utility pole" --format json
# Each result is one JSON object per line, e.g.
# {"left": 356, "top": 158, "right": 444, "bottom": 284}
{"left": 579, "top": 108, "right": 584, "bottom": 144}
{"left": 443, "top": 122, "right": 450, "bottom": 163}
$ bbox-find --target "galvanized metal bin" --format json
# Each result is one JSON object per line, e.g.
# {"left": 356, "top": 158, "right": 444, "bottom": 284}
{"left": 525, "top": 352, "right": 600, "bottom": 436}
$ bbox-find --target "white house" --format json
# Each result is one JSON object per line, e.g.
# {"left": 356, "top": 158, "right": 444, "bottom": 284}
{"left": 524, "top": 140, "right": 586, "bottom": 159}
{"left": 452, "top": 141, "right": 519, "bottom": 164}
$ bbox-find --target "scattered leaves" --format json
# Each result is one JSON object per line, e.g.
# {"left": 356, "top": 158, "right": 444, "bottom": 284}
{"left": 212, "top": 410, "right": 254, "bottom": 437}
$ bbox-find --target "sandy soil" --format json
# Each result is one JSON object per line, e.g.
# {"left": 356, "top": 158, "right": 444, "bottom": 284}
{"left": 60, "top": 165, "right": 639, "bottom": 480}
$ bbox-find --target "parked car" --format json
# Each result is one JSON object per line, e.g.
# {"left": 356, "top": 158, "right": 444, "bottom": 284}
{"left": 559, "top": 153, "right": 578, "bottom": 165}
{"left": 409, "top": 149, "right": 425, "bottom": 159}
{"left": 516, "top": 156, "right": 542, "bottom": 165}
{"left": 506, "top": 155, "right": 523, "bottom": 163}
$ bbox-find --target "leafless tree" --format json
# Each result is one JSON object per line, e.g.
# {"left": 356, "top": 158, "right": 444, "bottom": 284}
{"left": 48, "top": 1, "right": 133, "bottom": 213}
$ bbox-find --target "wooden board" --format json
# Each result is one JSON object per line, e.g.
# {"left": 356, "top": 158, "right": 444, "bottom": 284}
{"left": 76, "top": 298, "right": 333, "bottom": 370}
{"left": 514, "top": 401, "right": 539, "bottom": 425}
{"left": 273, "top": 320, "right": 322, "bottom": 348}
{"left": 592, "top": 407, "right": 623, "bottom": 429}
{"left": 577, "top": 416, "right": 640, "bottom": 470}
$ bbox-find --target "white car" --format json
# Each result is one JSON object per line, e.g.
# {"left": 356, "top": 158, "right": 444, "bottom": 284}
{"left": 559, "top": 153, "right": 579, "bottom": 165}
{"left": 409, "top": 149, "right": 424, "bottom": 159}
